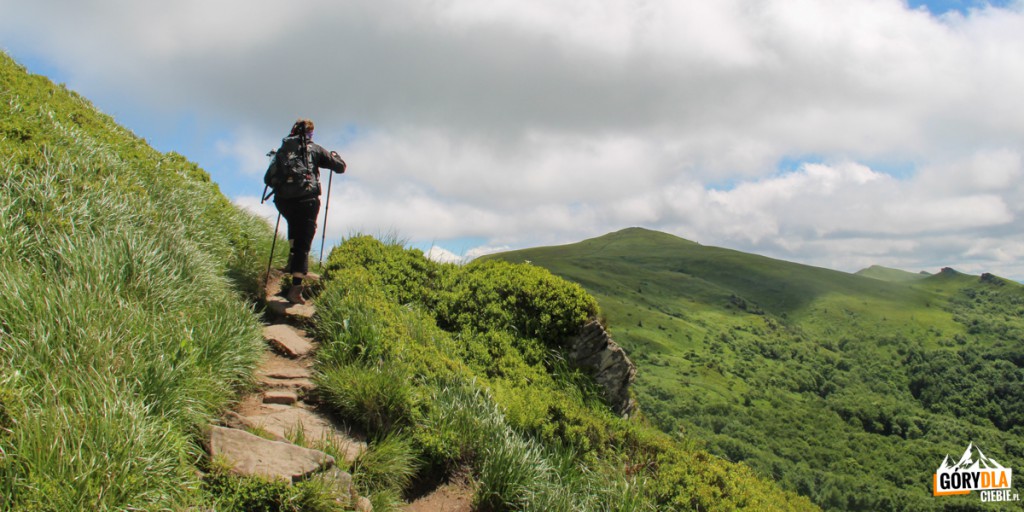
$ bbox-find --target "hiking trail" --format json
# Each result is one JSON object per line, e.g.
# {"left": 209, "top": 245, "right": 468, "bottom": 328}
{"left": 205, "top": 271, "right": 371, "bottom": 511}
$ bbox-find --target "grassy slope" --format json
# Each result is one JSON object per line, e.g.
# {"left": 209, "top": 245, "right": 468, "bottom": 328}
{"left": 0, "top": 53, "right": 276, "bottom": 509}
{"left": 488, "top": 227, "right": 1024, "bottom": 511}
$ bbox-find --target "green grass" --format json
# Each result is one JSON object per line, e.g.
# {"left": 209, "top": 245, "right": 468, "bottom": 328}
{"left": 0, "top": 52, "right": 282, "bottom": 509}
{"left": 486, "top": 227, "right": 1024, "bottom": 511}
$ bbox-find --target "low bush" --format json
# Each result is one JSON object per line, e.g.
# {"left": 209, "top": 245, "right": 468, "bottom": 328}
{"left": 202, "top": 461, "right": 344, "bottom": 512}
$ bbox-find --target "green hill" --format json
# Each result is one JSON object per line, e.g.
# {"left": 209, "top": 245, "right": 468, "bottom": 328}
{"left": 487, "top": 227, "right": 1024, "bottom": 511}
{"left": 856, "top": 265, "right": 930, "bottom": 283}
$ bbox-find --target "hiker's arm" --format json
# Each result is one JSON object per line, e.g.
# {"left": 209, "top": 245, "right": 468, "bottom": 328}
{"left": 313, "top": 145, "right": 347, "bottom": 174}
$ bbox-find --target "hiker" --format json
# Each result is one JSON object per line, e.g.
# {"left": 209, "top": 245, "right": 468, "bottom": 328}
{"left": 264, "top": 118, "right": 347, "bottom": 304}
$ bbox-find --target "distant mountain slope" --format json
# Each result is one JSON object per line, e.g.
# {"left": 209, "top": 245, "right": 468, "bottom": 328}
{"left": 487, "top": 227, "right": 1024, "bottom": 511}
{"left": 495, "top": 227, "right": 928, "bottom": 316}
{"left": 856, "top": 265, "right": 930, "bottom": 282}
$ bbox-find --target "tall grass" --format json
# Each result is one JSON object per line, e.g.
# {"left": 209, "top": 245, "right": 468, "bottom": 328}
{"left": 1, "top": 53, "right": 272, "bottom": 509}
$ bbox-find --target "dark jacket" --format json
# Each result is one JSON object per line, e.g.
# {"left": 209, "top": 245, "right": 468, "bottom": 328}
{"left": 264, "top": 135, "right": 347, "bottom": 201}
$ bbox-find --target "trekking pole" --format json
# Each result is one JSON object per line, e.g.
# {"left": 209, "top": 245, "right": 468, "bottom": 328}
{"left": 261, "top": 148, "right": 280, "bottom": 288}
{"left": 265, "top": 213, "right": 281, "bottom": 289}
{"left": 318, "top": 170, "right": 334, "bottom": 267}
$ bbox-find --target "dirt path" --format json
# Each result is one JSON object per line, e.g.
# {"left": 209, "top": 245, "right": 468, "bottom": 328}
{"left": 206, "top": 272, "right": 370, "bottom": 511}
{"left": 214, "top": 272, "right": 478, "bottom": 511}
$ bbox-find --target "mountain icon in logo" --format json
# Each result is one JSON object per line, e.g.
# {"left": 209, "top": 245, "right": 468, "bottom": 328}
{"left": 938, "top": 443, "right": 1006, "bottom": 472}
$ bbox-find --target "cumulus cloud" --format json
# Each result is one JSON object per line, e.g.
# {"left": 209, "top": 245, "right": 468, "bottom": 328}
{"left": 424, "top": 246, "right": 465, "bottom": 264}
{"left": 2, "top": 0, "right": 1023, "bottom": 278}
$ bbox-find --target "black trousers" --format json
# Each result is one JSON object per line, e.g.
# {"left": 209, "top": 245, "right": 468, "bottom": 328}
{"left": 274, "top": 196, "right": 320, "bottom": 275}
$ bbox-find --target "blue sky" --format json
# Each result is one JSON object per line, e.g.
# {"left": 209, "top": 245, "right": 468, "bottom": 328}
{"left": 910, "top": 0, "right": 1014, "bottom": 13}
{"left": 2, "top": 0, "right": 1023, "bottom": 278}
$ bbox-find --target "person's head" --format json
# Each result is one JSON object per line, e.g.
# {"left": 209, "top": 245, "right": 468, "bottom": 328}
{"left": 290, "top": 118, "right": 314, "bottom": 137}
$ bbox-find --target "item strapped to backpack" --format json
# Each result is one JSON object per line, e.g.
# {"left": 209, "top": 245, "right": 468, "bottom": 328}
{"left": 263, "top": 132, "right": 321, "bottom": 201}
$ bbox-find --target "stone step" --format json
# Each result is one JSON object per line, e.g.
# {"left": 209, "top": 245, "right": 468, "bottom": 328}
{"left": 266, "top": 295, "right": 316, "bottom": 321}
{"left": 257, "top": 352, "right": 313, "bottom": 379}
{"left": 231, "top": 403, "right": 367, "bottom": 465}
{"left": 259, "top": 376, "right": 316, "bottom": 391}
{"left": 263, "top": 324, "right": 315, "bottom": 358}
{"left": 263, "top": 389, "right": 299, "bottom": 405}
{"left": 208, "top": 426, "right": 335, "bottom": 483}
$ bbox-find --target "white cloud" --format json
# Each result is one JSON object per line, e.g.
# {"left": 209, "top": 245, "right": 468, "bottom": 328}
{"left": 424, "top": 246, "right": 464, "bottom": 264}
{"left": 217, "top": 128, "right": 277, "bottom": 177}
{"left": 3, "top": 0, "right": 1024, "bottom": 278}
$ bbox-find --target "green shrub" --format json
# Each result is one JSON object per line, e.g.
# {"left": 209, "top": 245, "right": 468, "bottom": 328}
{"left": 324, "top": 235, "right": 446, "bottom": 306}
{"left": 435, "top": 260, "right": 599, "bottom": 345}
{"left": 202, "top": 461, "right": 345, "bottom": 512}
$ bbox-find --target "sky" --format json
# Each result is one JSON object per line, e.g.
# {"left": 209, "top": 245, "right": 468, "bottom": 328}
{"left": 2, "top": 0, "right": 1023, "bottom": 279}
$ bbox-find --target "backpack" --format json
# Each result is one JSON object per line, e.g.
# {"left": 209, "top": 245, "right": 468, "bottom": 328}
{"left": 263, "top": 134, "right": 321, "bottom": 201}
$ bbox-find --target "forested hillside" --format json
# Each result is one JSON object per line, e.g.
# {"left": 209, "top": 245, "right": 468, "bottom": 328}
{"left": 489, "top": 228, "right": 1024, "bottom": 511}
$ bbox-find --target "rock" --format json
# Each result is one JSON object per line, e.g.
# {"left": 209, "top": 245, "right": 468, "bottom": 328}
{"left": 221, "top": 411, "right": 289, "bottom": 442}
{"left": 263, "top": 324, "right": 315, "bottom": 358}
{"left": 208, "top": 426, "right": 334, "bottom": 483}
{"left": 318, "top": 467, "right": 356, "bottom": 504}
{"left": 266, "top": 295, "right": 316, "bottom": 321}
{"left": 316, "top": 468, "right": 373, "bottom": 511}
{"left": 565, "top": 320, "right": 637, "bottom": 417}
{"left": 259, "top": 376, "right": 317, "bottom": 391}
{"left": 256, "top": 352, "right": 313, "bottom": 380}
{"left": 356, "top": 496, "right": 373, "bottom": 511}
{"left": 263, "top": 367, "right": 312, "bottom": 379}
{"left": 264, "top": 389, "right": 299, "bottom": 405}
{"left": 239, "top": 405, "right": 367, "bottom": 464}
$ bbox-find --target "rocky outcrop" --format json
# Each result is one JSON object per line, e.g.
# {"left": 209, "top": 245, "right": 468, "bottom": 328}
{"left": 565, "top": 320, "right": 636, "bottom": 417}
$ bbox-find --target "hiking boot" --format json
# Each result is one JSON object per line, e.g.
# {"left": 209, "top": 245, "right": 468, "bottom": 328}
{"left": 292, "top": 271, "right": 321, "bottom": 283}
{"left": 286, "top": 285, "right": 306, "bottom": 305}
